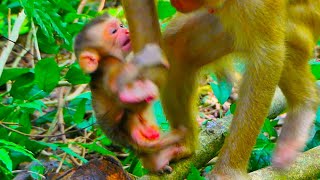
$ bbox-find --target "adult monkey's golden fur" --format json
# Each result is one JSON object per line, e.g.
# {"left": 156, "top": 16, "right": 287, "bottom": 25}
{"left": 121, "top": 0, "right": 320, "bottom": 178}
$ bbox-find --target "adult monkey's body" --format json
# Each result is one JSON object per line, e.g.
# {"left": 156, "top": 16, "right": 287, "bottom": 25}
{"left": 122, "top": 0, "right": 320, "bottom": 178}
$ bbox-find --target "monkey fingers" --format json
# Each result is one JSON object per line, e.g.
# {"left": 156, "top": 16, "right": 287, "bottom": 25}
{"left": 130, "top": 118, "right": 185, "bottom": 152}
{"left": 140, "top": 144, "right": 187, "bottom": 173}
{"left": 119, "top": 79, "right": 159, "bottom": 103}
{"left": 132, "top": 44, "right": 169, "bottom": 69}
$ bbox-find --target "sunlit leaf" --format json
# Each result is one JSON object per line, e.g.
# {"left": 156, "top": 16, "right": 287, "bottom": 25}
{"left": 157, "top": 1, "right": 176, "bottom": 20}
{"left": 0, "top": 148, "right": 12, "bottom": 171}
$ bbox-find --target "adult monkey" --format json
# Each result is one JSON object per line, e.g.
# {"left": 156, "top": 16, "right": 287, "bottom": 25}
{"left": 122, "top": 0, "right": 320, "bottom": 179}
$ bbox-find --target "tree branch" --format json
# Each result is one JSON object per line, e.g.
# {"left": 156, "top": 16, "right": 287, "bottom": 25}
{"left": 140, "top": 87, "right": 288, "bottom": 179}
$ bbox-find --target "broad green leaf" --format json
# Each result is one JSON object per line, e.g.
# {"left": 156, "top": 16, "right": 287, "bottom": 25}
{"left": 75, "top": 115, "right": 95, "bottom": 130}
{"left": 261, "top": 119, "right": 277, "bottom": 138}
{"left": 10, "top": 72, "right": 35, "bottom": 100}
{"left": 55, "top": 0, "right": 76, "bottom": 12}
{"left": 210, "top": 74, "right": 232, "bottom": 104}
{"left": 68, "top": 92, "right": 93, "bottom": 112}
{"left": 66, "top": 23, "right": 85, "bottom": 35}
{"left": 17, "top": 100, "right": 46, "bottom": 113}
{"left": 187, "top": 165, "right": 205, "bottom": 180}
{"left": 29, "top": 162, "right": 45, "bottom": 180}
{"left": 64, "top": 13, "right": 84, "bottom": 23}
{"left": 0, "top": 105, "right": 15, "bottom": 120}
{"left": 0, "top": 68, "right": 30, "bottom": 86}
{"left": 157, "top": 1, "right": 176, "bottom": 20}
{"left": 230, "top": 103, "right": 236, "bottom": 114}
{"left": 306, "top": 131, "right": 320, "bottom": 150}
{"left": 65, "top": 63, "right": 91, "bottom": 85}
{"left": 249, "top": 134, "right": 275, "bottom": 172}
{"left": 0, "top": 139, "right": 35, "bottom": 161}
{"left": 47, "top": 13, "right": 71, "bottom": 45}
{"left": 0, "top": 148, "right": 12, "bottom": 171}
{"left": 19, "top": 111, "right": 32, "bottom": 133}
{"left": 37, "top": 31, "right": 59, "bottom": 54}
{"left": 35, "top": 110, "right": 56, "bottom": 125}
{"left": 153, "top": 100, "right": 169, "bottom": 131}
{"left": 73, "top": 99, "right": 87, "bottom": 124}
{"left": 310, "top": 59, "right": 320, "bottom": 80}
{"left": 0, "top": 165, "right": 12, "bottom": 180}
{"left": 128, "top": 157, "right": 147, "bottom": 177}
{"left": 20, "top": 0, "right": 35, "bottom": 17}
{"left": 25, "top": 85, "right": 49, "bottom": 101}
{"left": 34, "top": 58, "right": 60, "bottom": 93}
{"left": 33, "top": 10, "right": 52, "bottom": 42}
{"left": 74, "top": 91, "right": 92, "bottom": 100}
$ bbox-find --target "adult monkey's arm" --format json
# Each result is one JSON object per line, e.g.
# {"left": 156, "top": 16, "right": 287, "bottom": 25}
{"left": 121, "top": 0, "right": 163, "bottom": 52}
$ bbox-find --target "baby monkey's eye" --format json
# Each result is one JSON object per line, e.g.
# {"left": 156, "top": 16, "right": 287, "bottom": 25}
{"left": 111, "top": 29, "right": 117, "bottom": 34}
{"left": 120, "top": 24, "right": 124, "bottom": 28}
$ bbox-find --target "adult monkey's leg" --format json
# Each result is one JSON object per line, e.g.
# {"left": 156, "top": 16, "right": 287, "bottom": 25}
{"left": 273, "top": 26, "right": 319, "bottom": 169}
{"left": 121, "top": 0, "right": 162, "bottom": 52}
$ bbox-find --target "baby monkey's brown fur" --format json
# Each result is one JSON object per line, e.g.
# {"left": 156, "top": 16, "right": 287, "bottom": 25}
{"left": 121, "top": 0, "right": 320, "bottom": 178}
{"left": 74, "top": 14, "right": 183, "bottom": 172}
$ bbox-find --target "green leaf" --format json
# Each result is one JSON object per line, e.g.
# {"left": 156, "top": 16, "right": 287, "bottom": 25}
{"left": 249, "top": 134, "right": 275, "bottom": 172}
{"left": 310, "top": 59, "right": 320, "bottom": 80}
{"left": 152, "top": 100, "right": 170, "bottom": 131}
{"left": 210, "top": 74, "right": 232, "bottom": 104}
{"left": 0, "top": 105, "right": 15, "bottom": 120}
{"left": 73, "top": 99, "right": 87, "bottom": 124}
{"left": 187, "top": 165, "right": 205, "bottom": 180}
{"left": 17, "top": 100, "right": 46, "bottom": 113}
{"left": 306, "top": 131, "right": 320, "bottom": 150}
{"left": 65, "top": 63, "right": 91, "bottom": 85}
{"left": 60, "top": 146, "right": 88, "bottom": 163}
{"left": 157, "top": 1, "right": 176, "bottom": 20}
{"left": 33, "top": 10, "right": 52, "bottom": 42}
{"left": 25, "top": 85, "right": 49, "bottom": 101}
{"left": 128, "top": 157, "right": 148, "bottom": 177}
{"left": 0, "top": 68, "right": 30, "bottom": 86}
{"left": 55, "top": 0, "right": 76, "bottom": 12}
{"left": 0, "top": 148, "right": 12, "bottom": 171}
{"left": 0, "top": 139, "right": 35, "bottom": 161}
{"left": 37, "top": 31, "right": 59, "bottom": 54}
{"left": 37, "top": 141, "right": 59, "bottom": 151}
{"left": 0, "top": 165, "right": 12, "bottom": 180}
{"left": 38, "top": 142, "right": 87, "bottom": 163}
{"left": 78, "top": 142, "right": 114, "bottom": 156}
{"left": 34, "top": 58, "right": 60, "bottom": 93}
{"left": 20, "top": 0, "right": 35, "bottom": 17}
{"left": 10, "top": 72, "right": 35, "bottom": 100}
{"left": 261, "top": 119, "right": 277, "bottom": 138}
{"left": 29, "top": 162, "right": 45, "bottom": 180}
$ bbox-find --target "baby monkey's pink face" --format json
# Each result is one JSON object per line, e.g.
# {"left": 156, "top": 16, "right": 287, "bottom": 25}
{"left": 104, "top": 18, "right": 132, "bottom": 53}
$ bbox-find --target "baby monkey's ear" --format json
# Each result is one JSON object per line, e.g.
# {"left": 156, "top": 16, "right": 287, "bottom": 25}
{"left": 79, "top": 49, "right": 101, "bottom": 73}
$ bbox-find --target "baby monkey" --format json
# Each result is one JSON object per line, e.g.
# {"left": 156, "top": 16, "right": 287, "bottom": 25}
{"left": 74, "top": 14, "right": 181, "bottom": 170}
